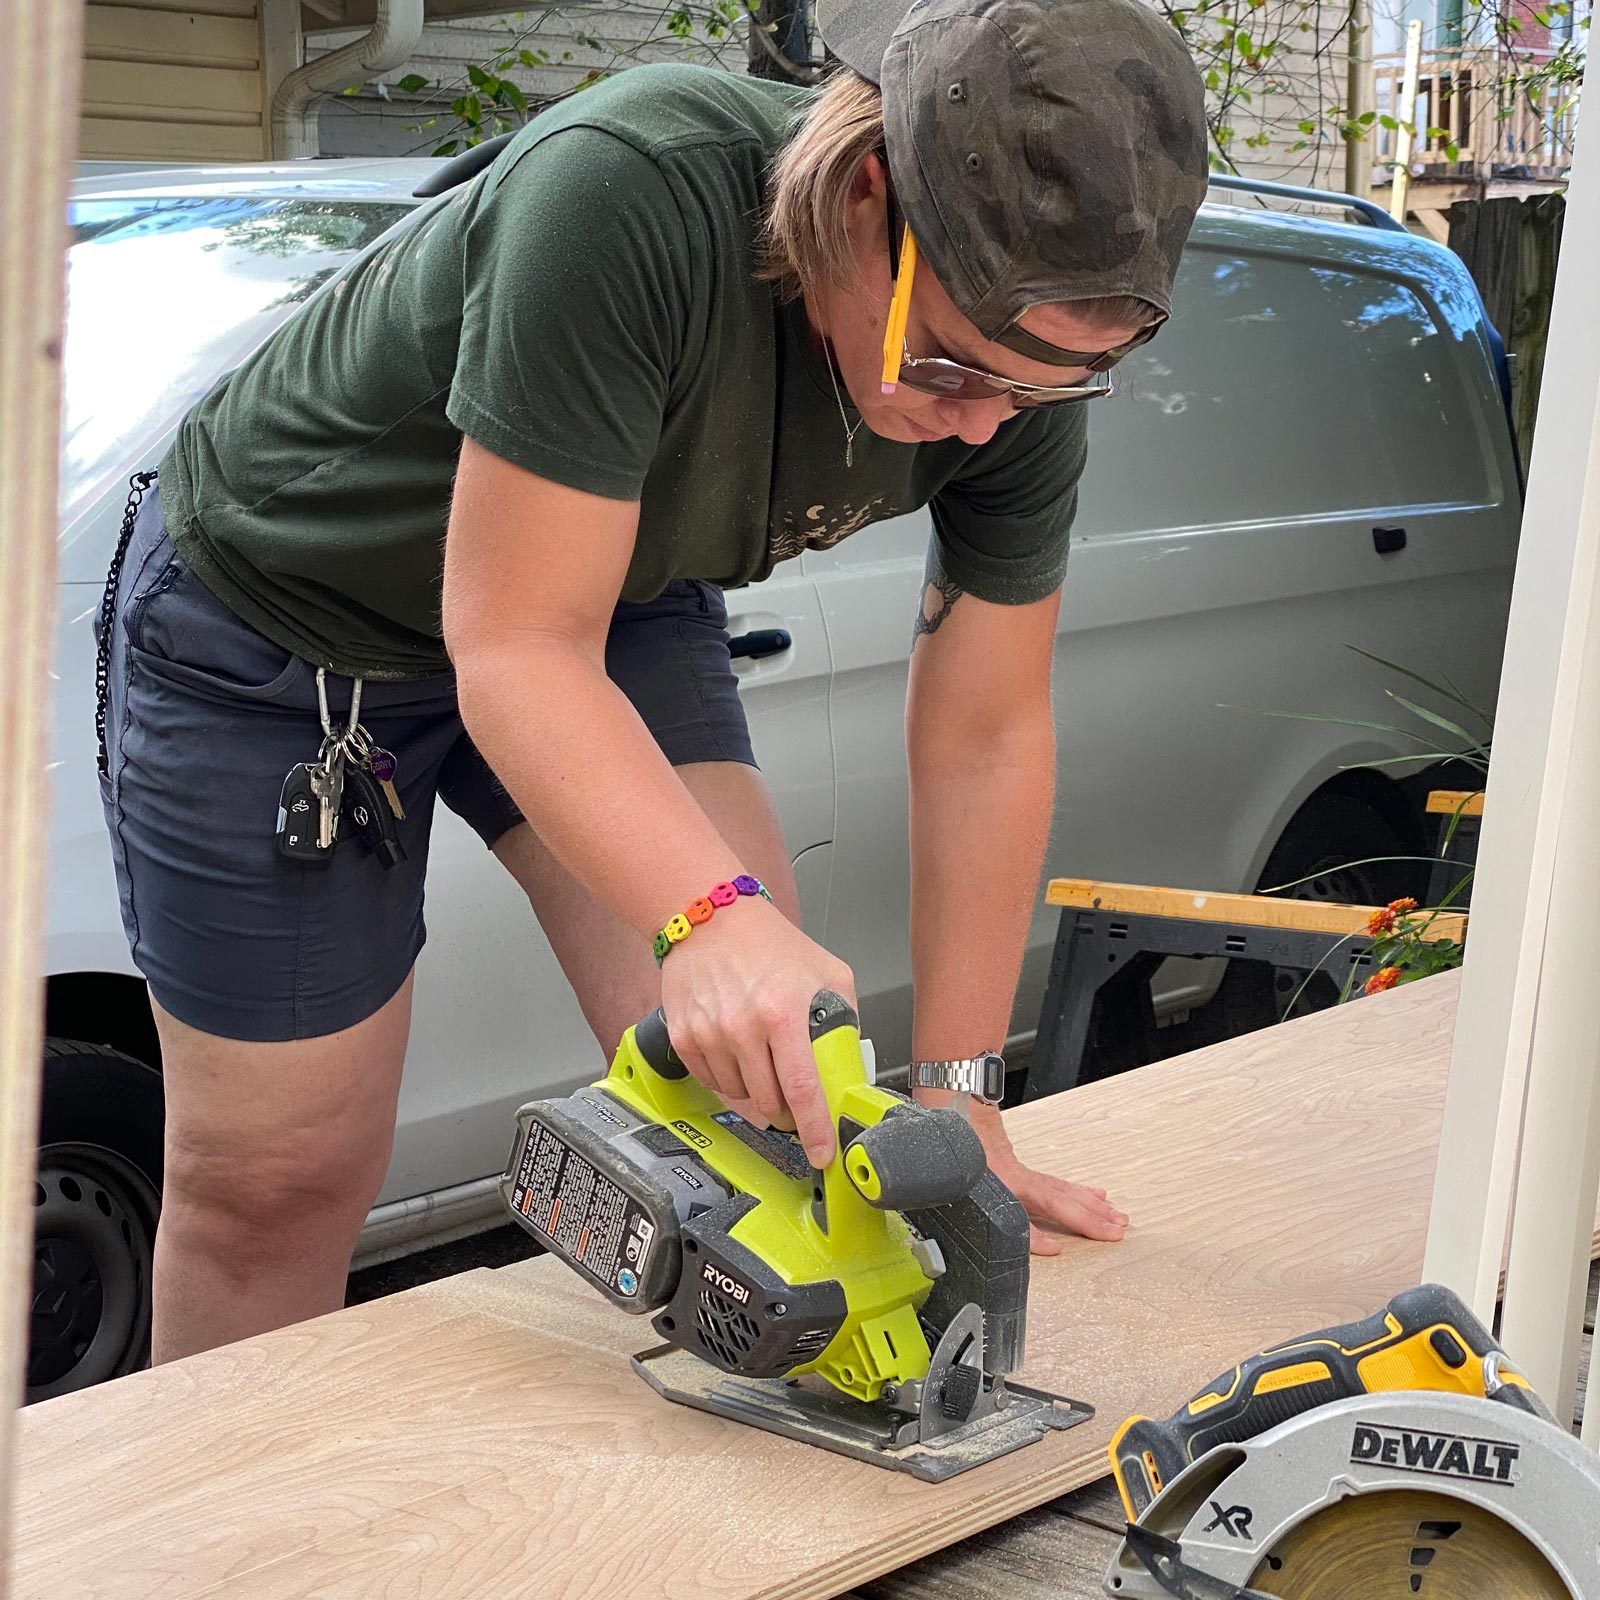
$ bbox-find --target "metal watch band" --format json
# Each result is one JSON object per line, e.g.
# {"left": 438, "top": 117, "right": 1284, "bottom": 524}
{"left": 907, "top": 1053, "right": 1006, "bottom": 1106}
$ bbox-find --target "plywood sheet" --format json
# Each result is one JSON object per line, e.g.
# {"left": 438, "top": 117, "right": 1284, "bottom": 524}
{"left": 13, "top": 973, "right": 1600, "bottom": 1599}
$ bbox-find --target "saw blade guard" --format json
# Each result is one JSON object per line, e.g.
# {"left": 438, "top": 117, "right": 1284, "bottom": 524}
{"left": 1104, "top": 1390, "right": 1600, "bottom": 1600}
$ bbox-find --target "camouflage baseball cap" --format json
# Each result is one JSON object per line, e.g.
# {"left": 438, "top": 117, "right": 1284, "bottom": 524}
{"left": 815, "top": 0, "right": 1209, "bottom": 365}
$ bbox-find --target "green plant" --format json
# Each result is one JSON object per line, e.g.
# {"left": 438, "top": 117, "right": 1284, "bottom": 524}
{"left": 1233, "top": 647, "right": 1491, "bottom": 1011}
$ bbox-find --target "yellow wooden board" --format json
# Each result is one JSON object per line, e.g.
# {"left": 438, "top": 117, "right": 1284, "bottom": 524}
{"left": 1045, "top": 877, "right": 1469, "bottom": 943}
{"left": 14, "top": 974, "right": 1596, "bottom": 1599}
{"left": 1425, "top": 789, "right": 1487, "bottom": 818}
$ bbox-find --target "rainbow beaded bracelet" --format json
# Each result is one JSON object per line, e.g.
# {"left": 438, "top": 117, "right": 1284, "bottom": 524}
{"left": 653, "top": 874, "right": 772, "bottom": 965}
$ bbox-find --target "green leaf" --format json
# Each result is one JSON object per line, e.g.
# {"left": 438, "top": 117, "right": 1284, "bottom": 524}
{"left": 1358, "top": 109, "right": 1377, "bottom": 125}
{"left": 1205, "top": 67, "right": 1221, "bottom": 89}
{"left": 1222, "top": 704, "right": 1456, "bottom": 749}
{"left": 519, "top": 48, "right": 549, "bottom": 67}
{"left": 397, "top": 72, "right": 430, "bottom": 93}
{"left": 1383, "top": 690, "right": 1490, "bottom": 755}
{"left": 467, "top": 63, "right": 493, "bottom": 88}
{"left": 495, "top": 79, "right": 528, "bottom": 111}
{"left": 1298, "top": 118, "right": 1316, "bottom": 133}
{"left": 1344, "top": 647, "right": 1495, "bottom": 729}
{"left": 1445, "top": 141, "right": 1461, "bottom": 161}
{"left": 432, "top": 139, "right": 460, "bottom": 157}
{"left": 1378, "top": 113, "right": 1399, "bottom": 130}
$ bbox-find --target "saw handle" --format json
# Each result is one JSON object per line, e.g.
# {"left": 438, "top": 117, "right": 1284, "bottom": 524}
{"left": 1110, "top": 1282, "right": 1541, "bottom": 1523}
{"left": 632, "top": 1000, "right": 986, "bottom": 1212}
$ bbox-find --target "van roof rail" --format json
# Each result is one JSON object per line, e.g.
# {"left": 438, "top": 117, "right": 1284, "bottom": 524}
{"left": 413, "top": 132, "right": 517, "bottom": 199}
{"left": 1207, "top": 172, "right": 1407, "bottom": 234}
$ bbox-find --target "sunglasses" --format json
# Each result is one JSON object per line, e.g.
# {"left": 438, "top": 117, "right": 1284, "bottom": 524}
{"left": 880, "top": 193, "right": 1140, "bottom": 407}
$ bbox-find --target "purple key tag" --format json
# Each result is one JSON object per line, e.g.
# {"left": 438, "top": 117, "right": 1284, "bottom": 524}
{"left": 369, "top": 748, "right": 398, "bottom": 782}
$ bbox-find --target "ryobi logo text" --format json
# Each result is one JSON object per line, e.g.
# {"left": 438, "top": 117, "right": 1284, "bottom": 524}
{"left": 701, "top": 1261, "right": 752, "bottom": 1304}
{"left": 1351, "top": 1423, "right": 1520, "bottom": 1484}
{"left": 672, "top": 1120, "right": 713, "bottom": 1150}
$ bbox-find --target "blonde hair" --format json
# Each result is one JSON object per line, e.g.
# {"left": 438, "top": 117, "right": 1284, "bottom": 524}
{"left": 762, "top": 68, "right": 1159, "bottom": 333}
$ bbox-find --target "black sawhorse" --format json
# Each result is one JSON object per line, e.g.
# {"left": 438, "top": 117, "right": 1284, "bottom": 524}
{"left": 1026, "top": 878, "right": 1470, "bottom": 1102}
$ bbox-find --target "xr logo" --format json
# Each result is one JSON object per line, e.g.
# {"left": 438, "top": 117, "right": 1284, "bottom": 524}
{"left": 1203, "top": 1501, "right": 1254, "bottom": 1539}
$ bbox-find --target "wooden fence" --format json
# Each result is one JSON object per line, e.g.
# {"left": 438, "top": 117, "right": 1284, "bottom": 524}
{"left": 1447, "top": 190, "right": 1566, "bottom": 474}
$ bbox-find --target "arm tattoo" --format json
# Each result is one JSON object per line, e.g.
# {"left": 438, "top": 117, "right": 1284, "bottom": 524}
{"left": 912, "top": 545, "right": 964, "bottom": 650}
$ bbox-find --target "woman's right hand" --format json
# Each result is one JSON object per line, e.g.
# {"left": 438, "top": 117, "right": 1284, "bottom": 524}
{"left": 658, "top": 896, "right": 856, "bottom": 1168}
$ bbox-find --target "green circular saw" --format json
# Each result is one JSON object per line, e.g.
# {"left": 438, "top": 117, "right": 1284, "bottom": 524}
{"left": 1104, "top": 1286, "right": 1600, "bottom": 1600}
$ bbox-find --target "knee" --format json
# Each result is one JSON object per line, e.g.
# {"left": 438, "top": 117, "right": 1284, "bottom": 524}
{"left": 162, "top": 1126, "right": 391, "bottom": 1259}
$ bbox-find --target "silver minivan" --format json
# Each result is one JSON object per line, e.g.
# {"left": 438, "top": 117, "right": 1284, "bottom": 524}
{"left": 36, "top": 160, "right": 1518, "bottom": 1400}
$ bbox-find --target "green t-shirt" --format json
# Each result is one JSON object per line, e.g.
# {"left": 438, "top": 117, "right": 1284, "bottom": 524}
{"left": 161, "top": 63, "right": 1089, "bottom": 681}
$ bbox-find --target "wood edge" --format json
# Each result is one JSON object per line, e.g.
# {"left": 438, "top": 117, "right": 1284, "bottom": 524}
{"left": 1425, "top": 790, "right": 1486, "bottom": 817}
{"left": 1043, "top": 879, "right": 1466, "bottom": 940}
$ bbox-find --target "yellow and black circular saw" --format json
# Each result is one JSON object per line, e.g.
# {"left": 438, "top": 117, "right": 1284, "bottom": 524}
{"left": 1103, "top": 1284, "right": 1600, "bottom": 1600}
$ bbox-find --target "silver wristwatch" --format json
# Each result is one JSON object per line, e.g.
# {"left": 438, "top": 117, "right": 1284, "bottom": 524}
{"left": 907, "top": 1052, "right": 1006, "bottom": 1106}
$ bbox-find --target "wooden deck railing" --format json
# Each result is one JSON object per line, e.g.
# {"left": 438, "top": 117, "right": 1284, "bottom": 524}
{"left": 1372, "top": 48, "right": 1576, "bottom": 172}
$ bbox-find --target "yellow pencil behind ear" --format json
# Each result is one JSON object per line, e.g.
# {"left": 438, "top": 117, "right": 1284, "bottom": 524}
{"left": 880, "top": 224, "right": 918, "bottom": 393}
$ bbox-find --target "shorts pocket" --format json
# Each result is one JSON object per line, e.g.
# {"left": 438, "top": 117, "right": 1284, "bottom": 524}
{"left": 126, "top": 556, "right": 308, "bottom": 705}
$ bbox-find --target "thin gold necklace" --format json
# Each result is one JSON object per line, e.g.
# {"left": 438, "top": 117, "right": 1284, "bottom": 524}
{"left": 824, "top": 341, "right": 863, "bottom": 469}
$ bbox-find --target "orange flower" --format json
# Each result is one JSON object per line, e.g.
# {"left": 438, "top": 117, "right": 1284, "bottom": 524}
{"left": 1365, "top": 966, "right": 1403, "bottom": 996}
{"left": 1389, "top": 897, "right": 1418, "bottom": 915}
{"left": 1366, "top": 907, "right": 1396, "bottom": 936}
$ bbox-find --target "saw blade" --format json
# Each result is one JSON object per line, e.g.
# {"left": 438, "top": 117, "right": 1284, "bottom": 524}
{"left": 1247, "top": 1489, "right": 1570, "bottom": 1600}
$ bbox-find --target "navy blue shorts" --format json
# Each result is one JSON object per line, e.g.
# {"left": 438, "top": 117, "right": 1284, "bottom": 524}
{"left": 96, "top": 479, "right": 756, "bottom": 1043}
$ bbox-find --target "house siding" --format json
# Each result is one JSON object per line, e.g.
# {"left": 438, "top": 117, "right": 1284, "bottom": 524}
{"left": 81, "top": 0, "right": 267, "bottom": 163}
{"left": 309, "top": 7, "right": 747, "bottom": 159}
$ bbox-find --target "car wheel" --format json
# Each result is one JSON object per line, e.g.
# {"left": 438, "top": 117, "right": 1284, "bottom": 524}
{"left": 30, "top": 1040, "right": 163, "bottom": 1403}
{"left": 1237, "top": 792, "right": 1418, "bottom": 1025}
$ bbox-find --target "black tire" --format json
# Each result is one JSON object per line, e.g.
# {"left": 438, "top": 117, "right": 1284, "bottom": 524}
{"left": 1228, "top": 787, "right": 1420, "bottom": 1024}
{"left": 30, "top": 1040, "right": 163, "bottom": 1403}
{"left": 1220, "top": 792, "right": 1419, "bottom": 1029}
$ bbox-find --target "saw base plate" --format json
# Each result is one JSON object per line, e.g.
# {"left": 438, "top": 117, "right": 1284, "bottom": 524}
{"left": 631, "top": 1344, "right": 1094, "bottom": 1481}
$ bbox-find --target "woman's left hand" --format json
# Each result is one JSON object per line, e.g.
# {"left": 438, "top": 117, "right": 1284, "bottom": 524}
{"left": 972, "top": 1118, "right": 1129, "bottom": 1254}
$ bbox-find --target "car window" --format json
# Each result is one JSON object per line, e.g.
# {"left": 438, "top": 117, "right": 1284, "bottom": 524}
{"left": 1076, "top": 246, "right": 1496, "bottom": 535}
{"left": 61, "top": 196, "right": 413, "bottom": 526}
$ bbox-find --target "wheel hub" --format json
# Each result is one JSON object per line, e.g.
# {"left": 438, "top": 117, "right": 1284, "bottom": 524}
{"left": 29, "top": 1145, "right": 157, "bottom": 1401}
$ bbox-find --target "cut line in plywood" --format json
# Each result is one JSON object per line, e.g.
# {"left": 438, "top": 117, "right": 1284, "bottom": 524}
{"left": 14, "top": 973, "right": 1600, "bottom": 1600}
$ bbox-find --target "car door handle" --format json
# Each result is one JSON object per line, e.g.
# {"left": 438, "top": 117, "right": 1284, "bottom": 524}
{"left": 1373, "top": 524, "right": 1407, "bottom": 555}
{"left": 728, "top": 628, "right": 792, "bottom": 660}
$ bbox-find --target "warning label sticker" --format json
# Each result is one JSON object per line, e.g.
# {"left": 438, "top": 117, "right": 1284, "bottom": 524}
{"left": 510, "top": 1122, "right": 658, "bottom": 1295}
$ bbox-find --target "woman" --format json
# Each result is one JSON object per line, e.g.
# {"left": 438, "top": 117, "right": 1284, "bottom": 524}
{"left": 96, "top": 0, "right": 1208, "bottom": 1362}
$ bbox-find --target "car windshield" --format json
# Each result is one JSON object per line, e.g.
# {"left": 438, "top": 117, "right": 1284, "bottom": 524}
{"left": 61, "top": 195, "right": 413, "bottom": 526}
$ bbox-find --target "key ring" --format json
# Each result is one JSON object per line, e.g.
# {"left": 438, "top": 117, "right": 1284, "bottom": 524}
{"left": 340, "top": 723, "right": 374, "bottom": 765}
